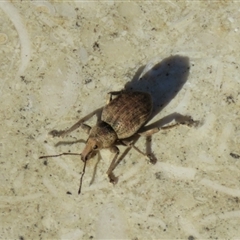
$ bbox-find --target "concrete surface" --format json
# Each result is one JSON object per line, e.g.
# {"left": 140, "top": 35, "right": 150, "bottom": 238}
{"left": 0, "top": 1, "right": 240, "bottom": 239}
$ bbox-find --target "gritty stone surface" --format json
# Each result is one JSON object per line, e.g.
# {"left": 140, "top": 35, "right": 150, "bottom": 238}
{"left": 0, "top": 1, "right": 240, "bottom": 239}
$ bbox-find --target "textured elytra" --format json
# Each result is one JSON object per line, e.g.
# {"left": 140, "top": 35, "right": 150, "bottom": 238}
{"left": 102, "top": 91, "right": 152, "bottom": 139}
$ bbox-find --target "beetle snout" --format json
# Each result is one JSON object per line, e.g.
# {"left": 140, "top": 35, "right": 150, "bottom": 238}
{"left": 81, "top": 141, "right": 94, "bottom": 162}
{"left": 81, "top": 153, "right": 89, "bottom": 162}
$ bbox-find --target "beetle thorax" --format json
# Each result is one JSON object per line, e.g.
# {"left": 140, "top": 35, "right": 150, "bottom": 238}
{"left": 81, "top": 121, "right": 117, "bottom": 162}
{"left": 89, "top": 121, "right": 117, "bottom": 148}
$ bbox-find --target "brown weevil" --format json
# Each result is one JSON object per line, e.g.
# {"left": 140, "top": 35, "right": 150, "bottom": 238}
{"left": 40, "top": 90, "right": 196, "bottom": 194}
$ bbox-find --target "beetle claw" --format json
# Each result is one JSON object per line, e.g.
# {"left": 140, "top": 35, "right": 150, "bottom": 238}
{"left": 49, "top": 130, "right": 65, "bottom": 137}
{"left": 147, "top": 153, "right": 157, "bottom": 165}
{"left": 108, "top": 173, "right": 118, "bottom": 184}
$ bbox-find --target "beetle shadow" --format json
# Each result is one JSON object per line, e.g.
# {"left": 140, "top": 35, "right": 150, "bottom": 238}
{"left": 124, "top": 55, "right": 190, "bottom": 124}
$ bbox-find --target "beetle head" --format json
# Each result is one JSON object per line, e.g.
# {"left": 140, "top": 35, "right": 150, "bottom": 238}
{"left": 81, "top": 121, "right": 117, "bottom": 162}
{"left": 81, "top": 137, "right": 102, "bottom": 161}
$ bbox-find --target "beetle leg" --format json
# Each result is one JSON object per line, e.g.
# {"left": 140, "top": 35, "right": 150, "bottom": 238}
{"left": 132, "top": 145, "right": 157, "bottom": 164}
{"left": 139, "top": 114, "right": 199, "bottom": 136}
{"left": 139, "top": 115, "right": 199, "bottom": 137}
{"left": 138, "top": 123, "right": 179, "bottom": 137}
{"left": 145, "top": 135, "right": 157, "bottom": 164}
{"left": 135, "top": 115, "right": 199, "bottom": 163}
{"left": 122, "top": 137, "right": 157, "bottom": 164}
{"left": 81, "top": 123, "right": 91, "bottom": 134}
{"left": 107, "top": 136, "right": 152, "bottom": 182}
{"left": 107, "top": 91, "right": 122, "bottom": 104}
{"left": 107, "top": 142, "right": 139, "bottom": 184}
{"left": 49, "top": 107, "right": 102, "bottom": 138}
{"left": 106, "top": 146, "right": 120, "bottom": 184}
{"left": 89, "top": 152, "right": 101, "bottom": 186}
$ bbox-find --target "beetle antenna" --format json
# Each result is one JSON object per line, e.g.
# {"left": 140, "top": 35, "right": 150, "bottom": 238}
{"left": 78, "top": 160, "right": 87, "bottom": 194}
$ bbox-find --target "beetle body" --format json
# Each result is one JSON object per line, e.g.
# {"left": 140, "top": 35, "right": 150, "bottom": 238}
{"left": 40, "top": 90, "right": 197, "bottom": 194}
{"left": 82, "top": 91, "right": 152, "bottom": 161}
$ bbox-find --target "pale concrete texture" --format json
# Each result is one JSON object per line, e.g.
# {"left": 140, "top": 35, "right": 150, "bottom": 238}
{"left": 0, "top": 1, "right": 240, "bottom": 239}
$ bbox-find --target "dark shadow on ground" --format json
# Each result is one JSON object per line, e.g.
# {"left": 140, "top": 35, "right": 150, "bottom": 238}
{"left": 124, "top": 55, "right": 190, "bottom": 121}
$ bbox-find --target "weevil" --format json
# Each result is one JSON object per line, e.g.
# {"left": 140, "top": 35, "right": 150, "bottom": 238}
{"left": 40, "top": 90, "right": 196, "bottom": 194}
